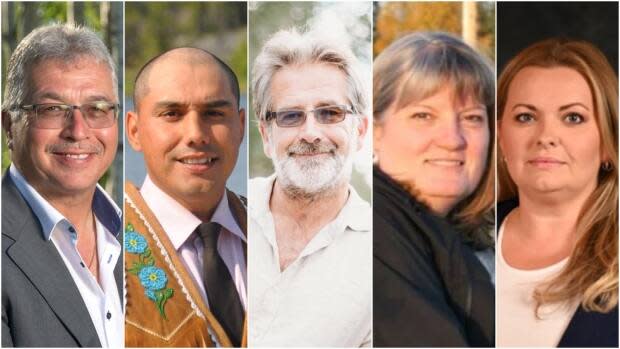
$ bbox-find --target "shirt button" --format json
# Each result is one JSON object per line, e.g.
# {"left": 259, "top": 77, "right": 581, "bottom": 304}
{"left": 106, "top": 311, "right": 112, "bottom": 320}
{"left": 80, "top": 262, "right": 85, "bottom": 268}
{"left": 68, "top": 226, "right": 76, "bottom": 233}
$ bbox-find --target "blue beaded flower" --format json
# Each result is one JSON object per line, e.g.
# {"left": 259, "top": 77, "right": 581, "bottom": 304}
{"left": 139, "top": 266, "right": 167, "bottom": 291}
{"left": 145, "top": 289, "right": 156, "bottom": 301}
{"left": 125, "top": 231, "right": 147, "bottom": 254}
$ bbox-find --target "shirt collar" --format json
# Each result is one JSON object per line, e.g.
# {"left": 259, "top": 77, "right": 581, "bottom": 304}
{"left": 249, "top": 174, "right": 370, "bottom": 233}
{"left": 9, "top": 164, "right": 122, "bottom": 240}
{"left": 140, "top": 175, "right": 245, "bottom": 251}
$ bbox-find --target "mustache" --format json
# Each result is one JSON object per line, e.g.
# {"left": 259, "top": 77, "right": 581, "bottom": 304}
{"left": 45, "top": 142, "right": 103, "bottom": 154}
{"left": 287, "top": 140, "right": 336, "bottom": 156}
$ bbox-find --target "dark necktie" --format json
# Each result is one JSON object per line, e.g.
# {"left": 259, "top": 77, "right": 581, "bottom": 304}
{"left": 197, "top": 222, "right": 244, "bottom": 347}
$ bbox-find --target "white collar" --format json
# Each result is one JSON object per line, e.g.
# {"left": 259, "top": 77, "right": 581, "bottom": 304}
{"left": 140, "top": 175, "right": 245, "bottom": 250}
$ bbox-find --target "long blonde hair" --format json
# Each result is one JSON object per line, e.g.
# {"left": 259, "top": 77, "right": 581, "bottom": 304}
{"left": 374, "top": 32, "right": 495, "bottom": 249}
{"left": 498, "top": 38, "right": 618, "bottom": 312}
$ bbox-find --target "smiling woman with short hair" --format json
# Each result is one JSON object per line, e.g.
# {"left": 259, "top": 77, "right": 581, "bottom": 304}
{"left": 372, "top": 32, "right": 495, "bottom": 347}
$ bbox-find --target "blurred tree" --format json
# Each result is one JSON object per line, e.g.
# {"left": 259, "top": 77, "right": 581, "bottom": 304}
{"left": 374, "top": 1, "right": 495, "bottom": 60}
{"left": 124, "top": 2, "right": 247, "bottom": 98}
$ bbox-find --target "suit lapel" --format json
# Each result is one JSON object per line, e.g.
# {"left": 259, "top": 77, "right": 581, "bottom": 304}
{"left": 2, "top": 174, "right": 101, "bottom": 347}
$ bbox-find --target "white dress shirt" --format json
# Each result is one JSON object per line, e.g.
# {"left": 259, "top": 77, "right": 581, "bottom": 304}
{"left": 497, "top": 222, "right": 579, "bottom": 347}
{"left": 248, "top": 175, "right": 372, "bottom": 347}
{"left": 9, "top": 165, "right": 123, "bottom": 348}
{"left": 140, "top": 175, "right": 247, "bottom": 310}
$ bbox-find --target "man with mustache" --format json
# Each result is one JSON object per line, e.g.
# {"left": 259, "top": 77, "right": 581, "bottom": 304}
{"left": 249, "top": 27, "right": 371, "bottom": 346}
{"left": 124, "top": 47, "right": 246, "bottom": 347}
{"left": 1, "top": 24, "right": 123, "bottom": 347}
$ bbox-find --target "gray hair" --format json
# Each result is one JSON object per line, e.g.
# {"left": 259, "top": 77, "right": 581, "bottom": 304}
{"left": 2, "top": 23, "right": 118, "bottom": 120}
{"left": 252, "top": 27, "right": 367, "bottom": 122}
{"left": 373, "top": 32, "right": 494, "bottom": 124}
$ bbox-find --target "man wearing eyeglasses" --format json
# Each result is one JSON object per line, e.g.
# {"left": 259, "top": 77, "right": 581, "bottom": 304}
{"left": 249, "top": 27, "right": 371, "bottom": 347}
{"left": 1, "top": 24, "right": 122, "bottom": 347}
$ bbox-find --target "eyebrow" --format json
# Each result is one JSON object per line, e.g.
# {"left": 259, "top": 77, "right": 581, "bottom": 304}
{"left": 511, "top": 103, "right": 537, "bottom": 111}
{"left": 278, "top": 100, "right": 344, "bottom": 110}
{"left": 559, "top": 102, "right": 590, "bottom": 111}
{"left": 511, "top": 103, "right": 590, "bottom": 112}
{"left": 153, "top": 99, "right": 233, "bottom": 110}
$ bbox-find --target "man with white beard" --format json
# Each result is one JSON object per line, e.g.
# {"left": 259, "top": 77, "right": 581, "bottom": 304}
{"left": 248, "top": 27, "right": 371, "bottom": 347}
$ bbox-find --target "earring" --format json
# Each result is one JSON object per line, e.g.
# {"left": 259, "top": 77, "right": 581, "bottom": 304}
{"left": 602, "top": 161, "right": 613, "bottom": 171}
{"left": 6, "top": 139, "right": 13, "bottom": 150}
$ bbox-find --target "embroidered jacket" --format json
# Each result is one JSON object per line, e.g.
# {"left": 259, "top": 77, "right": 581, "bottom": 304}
{"left": 124, "top": 182, "right": 247, "bottom": 347}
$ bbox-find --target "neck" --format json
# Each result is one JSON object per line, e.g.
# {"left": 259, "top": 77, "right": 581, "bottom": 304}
{"left": 271, "top": 179, "right": 349, "bottom": 236}
{"left": 512, "top": 188, "right": 593, "bottom": 242}
{"left": 418, "top": 195, "right": 458, "bottom": 217}
{"left": 35, "top": 185, "right": 96, "bottom": 234}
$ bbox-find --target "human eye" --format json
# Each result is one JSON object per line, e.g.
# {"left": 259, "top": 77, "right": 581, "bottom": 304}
{"left": 203, "top": 109, "right": 226, "bottom": 118}
{"left": 463, "top": 113, "right": 486, "bottom": 124}
{"left": 158, "top": 109, "right": 182, "bottom": 119}
{"left": 410, "top": 112, "right": 432, "bottom": 120}
{"left": 563, "top": 112, "right": 585, "bottom": 124}
{"left": 515, "top": 113, "right": 535, "bottom": 123}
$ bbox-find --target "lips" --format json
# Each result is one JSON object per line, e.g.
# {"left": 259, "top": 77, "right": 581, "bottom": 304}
{"left": 425, "top": 159, "right": 465, "bottom": 167}
{"left": 177, "top": 153, "right": 218, "bottom": 172}
{"left": 528, "top": 156, "right": 566, "bottom": 165}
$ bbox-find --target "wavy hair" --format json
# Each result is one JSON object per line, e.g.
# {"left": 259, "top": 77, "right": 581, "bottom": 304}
{"left": 497, "top": 38, "right": 618, "bottom": 313}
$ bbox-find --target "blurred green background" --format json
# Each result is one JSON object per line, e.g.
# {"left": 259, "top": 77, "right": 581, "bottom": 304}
{"left": 374, "top": 2, "right": 495, "bottom": 60}
{"left": 249, "top": 1, "right": 372, "bottom": 201}
{"left": 1, "top": 1, "right": 123, "bottom": 204}
{"left": 124, "top": 2, "right": 248, "bottom": 196}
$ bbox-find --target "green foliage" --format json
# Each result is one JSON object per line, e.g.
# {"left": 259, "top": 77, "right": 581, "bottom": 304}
{"left": 125, "top": 2, "right": 247, "bottom": 99}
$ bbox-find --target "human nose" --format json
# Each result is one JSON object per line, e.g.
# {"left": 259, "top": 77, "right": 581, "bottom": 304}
{"left": 183, "top": 110, "right": 209, "bottom": 146}
{"left": 535, "top": 117, "right": 559, "bottom": 148}
{"left": 59, "top": 107, "right": 90, "bottom": 141}
{"left": 297, "top": 110, "right": 324, "bottom": 144}
{"left": 436, "top": 117, "right": 466, "bottom": 150}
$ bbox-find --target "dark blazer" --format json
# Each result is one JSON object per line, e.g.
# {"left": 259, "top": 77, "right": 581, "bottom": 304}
{"left": 373, "top": 168, "right": 494, "bottom": 347}
{"left": 1, "top": 173, "right": 123, "bottom": 347}
{"left": 498, "top": 199, "right": 618, "bottom": 348}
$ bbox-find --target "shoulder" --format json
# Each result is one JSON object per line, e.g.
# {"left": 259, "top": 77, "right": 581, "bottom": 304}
{"left": 497, "top": 198, "right": 518, "bottom": 226}
{"left": 559, "top": 305, "right": 618, "bottom": 347}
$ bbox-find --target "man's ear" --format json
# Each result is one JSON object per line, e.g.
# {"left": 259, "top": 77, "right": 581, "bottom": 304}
{"left": 355, "top": 115, "right": 369, "bottom": 151}
{"left": 2, "top": 111, "right": 15, "bottom": 150}
{"left": 258, "top": 120, "right": 273, "bottom": 159}
{"left": 238, "top": 108, "right": 246, "bottom": 144}
{"left": 126, "top": 111, "right": 142, "bottom": 152}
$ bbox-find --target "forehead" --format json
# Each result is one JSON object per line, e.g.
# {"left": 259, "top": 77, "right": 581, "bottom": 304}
{"left": 29, "top": 57, "right": 114, "bottom": 99}
{"left": 508, "top": 66, "right": 593, "bottom": 106}
{"left": 142, "top": 59, "right": 235, "bottom": 105}
{"left": 270, "top": 63, "right": 349, "bottom": 109}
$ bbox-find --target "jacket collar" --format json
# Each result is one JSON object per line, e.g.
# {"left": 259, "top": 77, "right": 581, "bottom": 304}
{"left": 2, "top": 173, "right": 101, "bottom": 347}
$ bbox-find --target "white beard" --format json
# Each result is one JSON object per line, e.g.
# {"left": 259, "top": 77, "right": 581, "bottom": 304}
{"left": 271, "top": 137, "right": 356, "bottom": 198}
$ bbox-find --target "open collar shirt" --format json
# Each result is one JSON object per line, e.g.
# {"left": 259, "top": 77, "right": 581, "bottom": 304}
{"left": 140, "top": 175, "right": 247, "bottom": 310}
{"left": 9, "top": 165, "right": 123, "bottom": 348}
{"left": 248, "top": 175, "right": 372, "bottom": 347}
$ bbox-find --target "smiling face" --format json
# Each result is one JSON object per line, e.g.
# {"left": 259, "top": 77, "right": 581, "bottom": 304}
{"left": 499, "top": 66, "right": 602, "bottom": 201}
{"left": 126, "top": 56, "right": 245, "bottom": 210}
{"left": 259, "top": 63, "right": 367, "bottom": 196}
{"left": 374, "top": 85, "right": 489, "bottom": 215}
{"left": 8, "top": 57, "right": 118, "bottom": 198}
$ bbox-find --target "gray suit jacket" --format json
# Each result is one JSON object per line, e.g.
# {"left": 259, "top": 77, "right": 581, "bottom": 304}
{"left": 1, "top": 173, "right": 123, "bottom": 347}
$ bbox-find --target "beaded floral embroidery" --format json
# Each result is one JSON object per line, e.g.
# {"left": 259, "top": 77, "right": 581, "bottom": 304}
{"left": 125, "top": 223, "right": 174, "bottom": 319}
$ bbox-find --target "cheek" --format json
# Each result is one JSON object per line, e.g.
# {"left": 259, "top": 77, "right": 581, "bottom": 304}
{"left": 379, "top": 121, "right": 430, "bottom": 165}
{"left": 465, "top": 128, "right": 490, "bottom": 167}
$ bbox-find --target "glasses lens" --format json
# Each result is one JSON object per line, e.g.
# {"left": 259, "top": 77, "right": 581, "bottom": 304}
{"left": 315, "top": 106, "right": 347, "bottom": 124}
{"left": 82, "top": 102, "right": 117, "bottom": 128}
{"left": 34, "top": 104, "right": 69, "bottom": 129}
{"left": 276, "top": 110, "right": 305, "bottom": 127}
